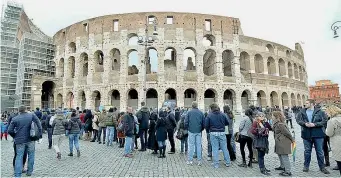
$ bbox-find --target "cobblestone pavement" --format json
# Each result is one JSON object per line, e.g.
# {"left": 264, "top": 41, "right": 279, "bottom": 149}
{"left": 1, "top": 116, "right": 340, "bottom": 177}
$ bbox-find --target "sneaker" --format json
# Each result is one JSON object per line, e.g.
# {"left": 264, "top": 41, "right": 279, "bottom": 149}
{"left": 320, "top": 168, "right": 330, "bottom": 174}
{"left": 303, "top": 167, "right": 309, "bottom": 172}
{"left": 98, "top": 141, "right": 102, "bottom": 144}
{"left": 168, "top": 151, "right": 175, "bottom": 154}
{"left": 22, "top": 169, "right": 27, "bottom": 173}
{"left": 67, "top": 153, "right": 73, "bottom": 157}
{"left": 261, "top": 169, "right": 271, "bottom": 176}
{"left": 124, "top": 154, "right": 133, "bottom": 158}
{"left": 197, "top": 161, "right": 202, "bottom": 166}
{"left": 186, "top": 161, "right": 193, "bottom": 165}
{"left": 225, "top": 163, "right": 230, "bottom": 167}
{"left": 275, "top": 167, "right": 285, "bottom": 171}
{"left": 103, "top": 141, "right": 105, "bottom": 144}
{"left": 207, "top": 157, "right": 212, "bottom": 161}
{"left": 26, "top": 173, "right": 32, "bottom": 176}
{"left": 279, "top": 172, "right": 292, "bottom": 176}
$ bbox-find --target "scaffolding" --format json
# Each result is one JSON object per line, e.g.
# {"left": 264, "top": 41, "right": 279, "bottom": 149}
{"left": 1, "top": 1, "right": 55, "bottom": 112}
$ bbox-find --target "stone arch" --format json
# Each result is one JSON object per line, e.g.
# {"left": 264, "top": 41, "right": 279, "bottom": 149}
{"left": 266, "top": 44, "right": 274, "bottom": 53}
{"left": 128, "top": 33, "right": 138, "bottom": 46}
{"left": 302, "top": 94, "right": 307, "bottom": 104}
{"left": 184, "top": 47, "right": 196, "bottom": 71}
{"left": 184, "top": 88, "right": 197, "bottom": 108}
{"left": 80, "top": 53, "right": 89, "bottom": 77}
{"left": 165, "top": 47, "right": 176, "bottom": 71}
{"left": 146, "top": 88, "right": 158, "bottom": 109}
{"left": 254, "top": 54, "right": 264, "bottom": 74}
{"left": 286, "top": 50, "right": 291, "bottom": 58}
{"left": 288, "top": 62, "right": 293, "bottom": 78}
{"left": 222, "top": 50, "right": 233, "bottom": 76}
{"left": 66, "top": 91, "right": 74, "bottom": 109}
{"left": 299, "top": 66, "right": 303, "bottom": 81}
{"left": 108, "top": 89, "right": 120, "bottom": 109}
{"left": 203, "top": 34, "right": 215, "bottom": 47}
{"left": 267, "top": 57, "right": 276, "bottom": 75}
{"left": 257, "top": 90, "right": 266, "bottom": 108}
{"left": 223, "top": 89, "right": 236, "bottom": 110}
{"left": 68, "top": 56, "right": 75, "bottom": 78}
{"left": 281, "top": 92, "right": 289, "bottom": 108}
{"left": 297, "top": 94, "right": 302, "bottom": 106}
{"left": 165, "top": 88, "right": 176, "bottom": 100}
{"left": 128, "top": 49, "right": 139, "bottom": 75}
{"left": 92, "top": 90, "right": 101, "bottom": 111}
{"left": 78, "top": 90, "right": 86, "bottom": 110}
{"left": 204, "top": 88, "right": 217, "bottom": 111}
{"left": 270, "top": 91, "right": 279, "bottom": 107}
{"left": 56, "top": 93, "right": 63, "bottom": 108}
{"left": 147, "top": 47, "right": 158, "bottom": 74}
{"left": 278, "top": 58, "right": 286, "bottom": 76}
{"left": 241, "top": 90, "right": 251, "bottom": 111}
{"left": 127, "top": 89, "right": 138, "bottom": 110}
{"left": 291, "top": 93, "right": 296, "bottom": 106}
{"left": 41, "top": 81, "right": 55, "bottom": 109}
{"left": 240, "top": 51, "right": 250, "bottom": 73}
{"left": 58, "top": 58, "right": 64, "bottom": 77}
{"left": 294, "top": 63, "right": 299, "bottom": 79}
{"left": 302, "top": 67, "right": 306, "bottom": 82}
{"left": 94, "top": 50, "right": 104, "bottom": 72}
{"left": 69, "top": 42, "right": 76, "bottom": 53}
{"left": 203, "top": 49, "right": 216, "bottom": 76}
{"left": 110, "top": 48, "right": 121, "bottom": 71}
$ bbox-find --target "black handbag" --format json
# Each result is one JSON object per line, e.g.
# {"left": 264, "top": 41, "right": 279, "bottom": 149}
{"left": 253, "top": 135, "right": 268, "bottom": 150}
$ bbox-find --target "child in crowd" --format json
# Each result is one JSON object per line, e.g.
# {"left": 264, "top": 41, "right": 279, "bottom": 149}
{"left": 0, "top": 118, "right": 8, "bottom": 140}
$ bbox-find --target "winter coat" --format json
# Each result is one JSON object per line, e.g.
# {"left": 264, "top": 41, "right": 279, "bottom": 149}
{"left": 165, "top": 111, "right": 177, "bottom": 130}
{"left": 84, "top": 110, "right": 93, "bottom": 131}
{"left": 177, "top": 114, "right": 188, "bottom": 136}
{"left": 52, "top": 114, "right": 67, "bottom": 135}
{"left": 273, "top": 120, "right": 294, "bottom": 155}
{"left": 156, "top": 111, "right": 167, "bottom": 141}
{"left": 239, "top": 116, "right": 253, "bottom": 137}
{"left": 68, "top": 116, "right": 82, "bottom": 134}
{"left": 136, "top": 106, "right": 150, "bottom": 130}
{"left": 205, "top": 109, "right": 229, "bottom": 133}
{"left": 326, "top": 115, "right": 341, "bottom": 161}
{"left": 105, "top": 111, "right": 118, "bottom": 127}
{"left": 117, "top": 116, "right": 125, "bottom": 138}
{"left": 123, "top": 113, "right": 135, "bottom": 137}
{"left": 147, "top": 111, "right": 158, "bottom": 150}
{"left": 1, "top": 121, "right": 8, "bottom": 133}
{"left": 184, "top": 108, "right": 205, "bottom": 133}
{"left": 92, "top": 114, "right": 99, "bottom": 130}
{"left": 98, "top": 111, "right": 107, "bottom": 127}
{"left": 250, "top": 120, "right": 272, "bottom": 153}
{"left": 296, "top": 107, "right": 328, "bottom": 140}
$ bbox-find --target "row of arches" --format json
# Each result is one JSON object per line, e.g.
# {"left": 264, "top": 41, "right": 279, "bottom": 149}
{"left": 57, "top": 49, "right": 306, "bottom": 82}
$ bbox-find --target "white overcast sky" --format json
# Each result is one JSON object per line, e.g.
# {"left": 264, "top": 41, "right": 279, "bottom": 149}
{"left": 2, "top": 0, "right": 341, "bottom": 91}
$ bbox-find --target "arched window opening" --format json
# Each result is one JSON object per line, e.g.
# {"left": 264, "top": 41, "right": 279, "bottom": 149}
{"left": 257, "top": 90, "right": 266, "bottom": 108}
{"left": 254, "top": 54, "right": 264, "bottom": 74}
{"left": 128, "top": 50, "right": 139, "bottom": 75}
{"left": 110, "top": 48, "right": 121, "bottom": 71}
{"left": 266, "top": 44, "right": 274, "bottom": 53}
{"left": 223, "top": 90, "right": 234, "bottom": 110}
{"left": 202, "top": 34, "right": 215, "bottom": 47}
{"left": 59, "top": 58, "right": 64, "bottom": 77}
{"left": 288, "top": 62, "right": 293, "bottom": 78}
{"left": 69, "top": 42, "right": 76, "bottom": 53}
{"left": 184, "top": 47, "right": 196, "bottom": 71}
{"left": 41, "top": 81, "right": 55, "bottom": 109}
{"left": 278, "top": 58, "right": 286, "bottom": 76}
{"left": 146, "top": 89, "right": 158, "bottom": 109}
{"left": 94, "top": 50, "right": 104, "bottom": 72}
{"left": 128, "top": 33, "right": 138, "bottom": 46}
{"left": 165, "top": 48, "right": 176, "bottom": 71}
{"left": 270, "top": 91, "right": 279, "bottom": 107}
{"left": 165, "top": 88, "right": 176, "bottom": 100}
{"left": 267, "top": 57, "right": 276, "bottom": 75}
{"left": 240, "top": 52, "right": 250, "bottom": 73}
{"left": 241, "top": 90, "right": 250, "bottom": 111}
{"left": 286, "top": 50, "right": 291, "bottom": 58}
{"left": 222, "top": 50, "right": 234, "bottom": 76}
{"left": 281, "top": 92, "right": 289, "bottom": 107}
{"left": 69, "top": 56, "right": 75, "bottom": 78}
{"left": 204, "top": 89, "right": 216, "bottom": 111}
{"left": 110, "top": 90, "right": 120, "bottom": 109}
{"left": 93, "top": 91, "right": 101, "bottom": 111}
{"left": 147, "top": 48, "right": 158, "bottom": 74}
{"left": 80, "top": 53, "right": 88, "bottom": 77}
{"left": 203, "top": 49, "right": 216, "bottom": 76}
{"left": 128, "top": 89, "right": 138, "bottom": 110}
{"left": 184, "top": 88, "right": 197, "bottom": 108}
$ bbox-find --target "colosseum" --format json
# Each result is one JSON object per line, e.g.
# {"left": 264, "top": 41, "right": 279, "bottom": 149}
{"left": 31, "top": 12, "right": 309, "bottom": 113}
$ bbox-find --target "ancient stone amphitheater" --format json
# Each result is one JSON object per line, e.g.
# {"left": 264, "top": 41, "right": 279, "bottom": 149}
{"left": 31, "top": 12, "right": 309, "bottom": 113}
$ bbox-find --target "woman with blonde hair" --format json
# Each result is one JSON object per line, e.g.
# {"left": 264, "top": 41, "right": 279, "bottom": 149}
{"left": 272, "top": 111, "right": 294, "bottom": 176}
{"left": 325, "top": 105, "right": 341, "bottom": 175}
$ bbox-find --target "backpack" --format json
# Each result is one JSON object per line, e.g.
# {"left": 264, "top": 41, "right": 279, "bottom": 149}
{"left": 68, "top": 119, "right": 80, "bottom": 131}
{"left": 30, "top": 115, "right": 40, "bottom": 141}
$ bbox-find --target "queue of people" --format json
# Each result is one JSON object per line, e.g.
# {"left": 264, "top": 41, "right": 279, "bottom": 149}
{"left": 2, "top": 100, "right": 341, "bottom": 177}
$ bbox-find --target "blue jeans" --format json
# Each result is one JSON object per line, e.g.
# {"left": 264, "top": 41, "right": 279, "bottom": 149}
{"left": 207, "top": 132, "right": 212, "bottom": 157}
{"left": 124, "top": 136, "right": 133, "bottom": 155}
{"left": 258, "top": 149, "right": 266, "bottom": 169}
{"left": 106, "top": 127, "right": 115, "bottom": 146}
{"left": 303, "top": 138, "right": 325, "bottom": 169}
{"left": 180, "top": 135, "right": 188, "bottom": 153}
{"left": 69, "top": 134, "right": 80, "bottom": 153}
{"left": 98, "top": 126, "right": 106, "bottom": 142}
{"left": 14, "top": 141, "right": 35, "bottom": 177}
{"left": 210, "top": 132, "right": 231, "bottom": 168}
{"left": 188, "top": 132, "right": 202, "bottom": 161}
{"left": 47, "top": 128, "right": 53, "bottom": 148}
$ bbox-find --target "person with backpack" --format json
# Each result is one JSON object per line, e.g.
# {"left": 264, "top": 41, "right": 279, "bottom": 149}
{"left": 8, "top": 106, "right": 42, "bottom": 177}
{"left": 51, "top": 109, "right": 67, "bottom": 160}
{"left": 156, "top": 108, "right": 168, "bottom": 158}
{"left": 46, "top": 110, "right": 55, "bottom": 149}
{"left": 165, "top": 106, "right": 177, "bottom": 154}
{"left": 97, "top": 109, "right": 107, "bottom": 144}
{"left": 177, "top": 110, "right": 188, "bottom": 154}
{"left": 147, "top": 109, "right": 159, "bottom": 154}
{"left": 90, "top": 112, "right": 100, "bottom": 142}
{"left": 67, "top": 112, "right": 81, "bottom": 157}
{"left": 136, "top": 102, "right": 150, "bottom": 151}
{"left": 105, "top": 108, "right": 118, "bottom": 146}
{"left": 123, "top": 107, "right": 135, "bottom": 158}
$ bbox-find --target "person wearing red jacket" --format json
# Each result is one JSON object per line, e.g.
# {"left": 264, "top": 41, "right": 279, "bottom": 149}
{"left": 79, "top": 110, "right": 85, "bottom": 140}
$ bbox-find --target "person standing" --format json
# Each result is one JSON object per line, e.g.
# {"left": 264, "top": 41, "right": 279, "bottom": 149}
{"left": 177, "top": 111, "right": 188, "bottom": 154}
{"left": 79, "top": 110, "right": 85, "bottom": 140}
{"left": 272, "top": 111, "right": 294, "bottom": 176}
{"left": 296, "top": 100, "right": 330, "bottom": 174}
{"left": 156, "top": 109, "right": 168, "bottom": 158}
{"left": 105, "top": 108, "right": 118, "bottom": 146}
{"left": 147, "top": 109, "right": 159, "bottom": 154}
{"left": 205, "top": 103, "right": 231, "bottom": 168}
{"left": 238, "top": 109, "right": 254, "bottom": 168}
{"left": 117, "top": 112, "right": 126, "bottom": 148}
{"left": 34, "top": 107, "right": 42, "bottom": 120}
{"left": 223, "top": 105, "right": 236, "bottom": 161}
{"left": 184, "top": 101, "right": 205, "bottom": 165}
{"left": 46, "top": 110, "right": 55, "bottom": 149}
{"left": 165, "top": 106, "right": 177, "bottom": 154}
{"left": 123, "top": 107, "right": 135, "bottom": 158}
{"left": 325, "top": 105, "right": 341, "bottom": 175}
{"left": 8, "top": 106, "right": 42, "bottom": 177}
{"left": 1, "top": 117, "right": 8, "bottom": 140}
{"left": 51, "top": 109, "right": 67, "bottom": 160}
{"left": 90, "top": 112, "right": 99, "bottom": 142}
{"left": 97, "top": 109, "right": 107, "bottom": 144}
{"left": 284, "top": 107, "right": 293, "bottom": 129}
{"left": 136, "top": 102, "right": 150, "bottom": 151}
{"left": 67, "top": 112, "right": 81, "bottom": 157}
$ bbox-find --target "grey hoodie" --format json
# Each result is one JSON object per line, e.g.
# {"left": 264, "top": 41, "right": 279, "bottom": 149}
{"left": 52, "top": 114, "right": 67, "bottom": 135}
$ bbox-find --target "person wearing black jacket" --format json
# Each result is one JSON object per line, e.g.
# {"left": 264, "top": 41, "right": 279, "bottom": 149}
{"left": 156, "top": 109, "right": 168, "bottom": 158}
{"left": 123, "top": 107, "right": 135, "bottom": 158}
{"left": 147, "top": 109, "right": 159, "bottom": 154}
{"left": 136, "top": 102, "right": 150, "bottom": 151}
{"left": 46, "top": 110, "right": 55, "bottom": 149}
{"left": 165, "top": 106, "right": 177, "bottom": 154}
{"left": 175, "top": 108, "right": 180, "bottom": 123}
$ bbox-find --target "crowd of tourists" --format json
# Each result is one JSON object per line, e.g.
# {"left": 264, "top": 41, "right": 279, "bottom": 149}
{"left": 1, "top": 100, "right": 341, "bottom": 177}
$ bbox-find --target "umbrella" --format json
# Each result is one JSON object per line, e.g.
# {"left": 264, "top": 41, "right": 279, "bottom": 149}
{"left": 292, "top": 130, "right": 296, "bottom": 162}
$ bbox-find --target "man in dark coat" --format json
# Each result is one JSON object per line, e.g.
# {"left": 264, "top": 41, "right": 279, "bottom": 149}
{"left": 123, "top": 106, "right": 135, "bottom": 158}
{"left": 165, "top": 106, "right": 177, "bottom": 154}
{"left": 296, "top": 100, "right": 330, "bottom": 174}
{"left": 136, "top": 102, "right": 150, "bottom": 151}
{"left": 147, "top": 109, "right": 158, "bottom": 154}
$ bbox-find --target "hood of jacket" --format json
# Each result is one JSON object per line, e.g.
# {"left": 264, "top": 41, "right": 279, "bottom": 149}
{"left": 212, "top": 109, "right": 221, "bottom": 114}
{"left": 70, "top": 116, "right": 79, "bottom": 122}
{"left": 140, "top": 106, "right": 149, "bottom": 113}
{"left": 55, "top": 114, "right": 64, "bottom": 120}
{"left": 332, "top": 115, "right": 341, "bottom": 127}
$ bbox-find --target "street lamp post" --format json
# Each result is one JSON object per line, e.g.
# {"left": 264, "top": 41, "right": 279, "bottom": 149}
{"left": 331, "top": 21, "right": 341, "bottom": 38}
{"left": 138, "top": 16, "right": 158, "bottom": 104}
